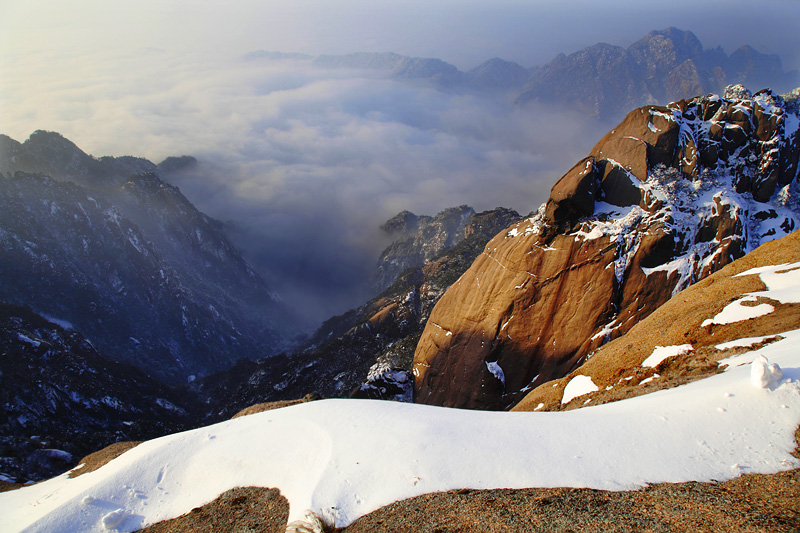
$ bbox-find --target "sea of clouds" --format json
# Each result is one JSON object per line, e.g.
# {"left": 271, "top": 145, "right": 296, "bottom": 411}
{"left": 3, "top": 47, "right": 606, "bottom": 324}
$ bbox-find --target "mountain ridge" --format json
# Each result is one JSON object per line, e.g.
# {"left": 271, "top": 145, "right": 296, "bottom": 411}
{"left": 0, "top": 131, "right": 294, "bottom": 383}
{"left": 245, "top": 27, "right": 799, "bottom": 120}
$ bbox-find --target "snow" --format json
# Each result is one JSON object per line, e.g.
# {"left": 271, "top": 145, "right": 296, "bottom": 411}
{"left": 101, "top": 509, "right": 128, "bottom": 530}
{"left": 561, "top": 375, "right": 599, "bottom": 404}
{"left": 15, "top": 333, "right": 41, "bottom": 347}
{"left": 750, "top": 355, "right": 783, "bottom": 389}
{"left": 701, "top": 296, "right": 774, "bottom": 327}
{"left": 2, "top": 337, "right": 800, "bottom": 532}
{"left": 485, "top": 361, "right": 505, "bottom": 384}
{"left": 41, "top": 314, "right": 75, "bottom": 331}
{"left": 701, "top": 262, "right": 800, "bottom": 328}
{"left": 735, "top": 261, "right": 800, "bottom": 303}
{"left": 639, "top": 375, "right": 659, "bottom": 385}
{"left": 641, "top": 344, "right": 693, "bottom": 368}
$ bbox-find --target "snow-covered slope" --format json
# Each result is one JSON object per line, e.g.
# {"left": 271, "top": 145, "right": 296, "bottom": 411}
{"left": 2, "top": 250, "right": 799, "bottom": 531}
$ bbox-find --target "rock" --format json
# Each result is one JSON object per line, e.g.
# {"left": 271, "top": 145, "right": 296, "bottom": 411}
{"left": 511, "top": 229, "right": 800, "bottom": 412}
{"left": 413, "top": 89, "right": 800, "bottom": 411}
{"left": 373, "top": 206, "right": 476, "bottom": 293}
{"left": 545, "top": 157, "right": 599, "bottom": 227}
{"left": 198, "top": 207, "right": 522, "bottom": 418}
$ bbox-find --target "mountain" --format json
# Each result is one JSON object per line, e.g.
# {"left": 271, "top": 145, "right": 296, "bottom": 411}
{"left": 245, "top": 50, "right": 465, "bottom": 87}
{"left": 312, "top": 52, "right": 464, "bottom": 87}
{"left": 2, "top": 232, "right": 798, "bottom": 530}
{"left": 0, "top": 303, "right": 199, "bottom": 484}
{"left": 517, "top": 28, "right": 800, "bottom": 120}
{"left": 244, "top": 28, "right": 799, "bottom": 120}
{"left": 465, "top": 57, "right": 532, "bottom": 92}
{"left": 197, "top": 207, "right": 521, "bottom": 419}
{"left": 0, "top": 131, "right": 292, "bottom": 383}
{"left": 373, "top": 205, "right": 476, "bottom": 293}
{"left": 413, "top": 86, "right": 800, "bottom": 410}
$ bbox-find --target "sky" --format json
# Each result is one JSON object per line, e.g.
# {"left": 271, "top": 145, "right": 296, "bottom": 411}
{"left": 2, "top": 0, "right": 799, "bottom": 324}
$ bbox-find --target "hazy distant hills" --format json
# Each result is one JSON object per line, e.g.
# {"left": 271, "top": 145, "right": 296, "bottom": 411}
{"left": 0, "top": 131, "right": 293, "bottom": 384}
{"left": 246, "top": 27, "right": 799, "bottom": 121}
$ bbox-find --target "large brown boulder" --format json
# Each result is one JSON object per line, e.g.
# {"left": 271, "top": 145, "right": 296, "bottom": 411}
{"left": 413, "top": 88, "right": 800, "bottom": 411}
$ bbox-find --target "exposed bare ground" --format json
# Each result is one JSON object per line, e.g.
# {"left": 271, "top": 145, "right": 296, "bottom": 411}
{"left": 68, "top": 441, "right": 143, "bottom": 478}
{"left": 139, "top": 486, "right": 290, "bottom": 533}
{"left": 231, "top": 393, "right": 320, "bottom": 420}
{"left": 0, "top": 480, "right": 25, "bottom": 493}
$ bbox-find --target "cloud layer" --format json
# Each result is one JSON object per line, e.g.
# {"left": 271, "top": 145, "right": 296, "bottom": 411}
{"left": 5, "top": 0, "right": 798, "bottom": 325}
{"left": 2, "top": 49, "right": 603, "bottom": 324}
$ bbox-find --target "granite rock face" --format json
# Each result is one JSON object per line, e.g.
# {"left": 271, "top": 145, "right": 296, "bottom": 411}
{"left": 413, "top": 87, "right": 800, "bottom": 410}
{"left": 198, "top": 207, "right": 521, "bottom": 419}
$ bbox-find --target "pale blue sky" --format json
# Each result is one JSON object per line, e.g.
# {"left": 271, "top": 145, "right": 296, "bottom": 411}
{"left": 3, "top": 0, "right": 799, "bottom": 70}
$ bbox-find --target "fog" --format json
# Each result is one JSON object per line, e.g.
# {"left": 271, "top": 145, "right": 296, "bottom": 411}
{"left": 2, "top": 0, "right": 798, "bottom": 326}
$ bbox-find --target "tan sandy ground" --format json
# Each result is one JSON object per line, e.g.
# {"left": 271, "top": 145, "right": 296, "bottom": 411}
{"left": 68, "top": 441, "right": 143, "bottom": 478}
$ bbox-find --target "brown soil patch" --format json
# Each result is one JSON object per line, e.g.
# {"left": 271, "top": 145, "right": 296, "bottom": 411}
{"left": 513, "top": 232, "right": 800, "bottom": 412}
{"left": 138, "top": 486, "right": 289, "bottom": 533}
{"left": 68, "top": 441, "right": 142, "bottom": 478}
{"left": 0, "top": 480, "right": 26, "bottom": 492}
{"left": 230, "top": 393, "right": 321, "bottom": 419}
{"left": 340, "top": 470, "right": 800, "bottom": 533}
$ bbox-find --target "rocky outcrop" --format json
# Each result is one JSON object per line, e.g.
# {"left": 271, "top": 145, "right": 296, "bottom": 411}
{"left": 511, "top": 229, "right": 800, "bottom": 413}
{"left": 413, "top": 87, "right": 800, "bottom": 410}
{"left": 373, "top": 206, "right": 476, "bottom": 293}
{"left": 0, "top": 132, "right": 292, "bottom": 383}
{"left": 198, "top": 207, "right": 521, "bottom": 419}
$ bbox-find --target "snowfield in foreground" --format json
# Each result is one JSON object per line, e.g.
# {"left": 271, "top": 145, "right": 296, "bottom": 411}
{"left": 3, "top": 261, "right": 800, "bottom": 532}
{"left": 2, "top": 331, "right": 799, "bottom": 532}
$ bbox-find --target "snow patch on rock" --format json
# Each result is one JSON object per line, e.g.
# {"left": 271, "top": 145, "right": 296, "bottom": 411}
{"left": 642, "top": 344, "right": 693, "bottom": 368}
{"left": 561, "top": 375, "right": 599, "bottom": 404}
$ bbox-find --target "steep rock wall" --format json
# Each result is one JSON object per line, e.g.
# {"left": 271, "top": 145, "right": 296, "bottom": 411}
{"left": 413, "top": 87, "right": 800, "bottom": 410}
